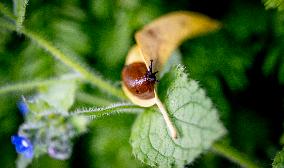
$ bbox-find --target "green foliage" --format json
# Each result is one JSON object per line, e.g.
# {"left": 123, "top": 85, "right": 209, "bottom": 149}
{"left": 0, "top": 3, "right": 15, "bottom": 20}
{"left": 16, "top": 80, "right": 88, "bottom": 168}
{"left": 13, "top": 0, "right": 29, "bottom": 30}
{"left": 88, "top": 115, "right": 146, "bottom": 168}
{"left": 264, "top": 0, "right": 284, "bottom": 10}
{"left": 273, "top": 148, "right": 284, "bottom": 168}
{"left": 0, "top": 0, "right": 283, "bottom": 168}
{"left": 90, "top": 0, "right": 160, "bottom": 71}
{"left": 0, "top": 74, "right": 79, "bottom": 95}
{"left": 37, "top": 80, "right": 77, "bottom": 111}
{"left": 270, "top": 11, "right": 284, "bottom": 84}
{"left": 130, "top": 66, "right": 226, "bottom": 167}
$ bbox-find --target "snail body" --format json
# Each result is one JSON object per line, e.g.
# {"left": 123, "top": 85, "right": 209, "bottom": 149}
{"left": 122, "top": 60, "right": 157, "bottom": 99}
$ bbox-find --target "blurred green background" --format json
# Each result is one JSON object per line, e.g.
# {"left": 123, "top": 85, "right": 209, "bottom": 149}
{"left": 0, "top": 0, "right": 284, "bottom": 167}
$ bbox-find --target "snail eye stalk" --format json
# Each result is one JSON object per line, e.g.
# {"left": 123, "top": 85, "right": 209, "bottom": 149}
{"left": 146, "top": 60, "right": 158, "bottom": 83}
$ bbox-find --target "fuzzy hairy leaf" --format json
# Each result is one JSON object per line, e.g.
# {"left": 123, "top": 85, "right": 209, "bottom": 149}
{"left": 26, "top": 79, "right": 77, "bottom": 114}
{"left": 273, "top": 148, "right": 284, "bottom": 168}
{"left": 130, "top": 65, "right": 226, "bottom": 167}
{"left": 37, "top": 80, "right": 77, "bottom": 111}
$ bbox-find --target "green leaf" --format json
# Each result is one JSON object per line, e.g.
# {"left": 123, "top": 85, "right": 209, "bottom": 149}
{"left": 37, "top": 80, "right": 77, "bottom": 111}
{"left": 13, "top": 0, "right": 29, "bottom": 30}
{"left": 262, "top": 47, "right": 280, "bottom": 76}
{"left": 264, "top": 0, "right": 284, "bottom": 11}
{"left": 273, "top": 148, "right": 284, "bottom": 168}
{"left": 0, "top": 2, "right": 16, "bottom": 20}
{"left": 130, "top": 65, "right": 226, "bottom": 167}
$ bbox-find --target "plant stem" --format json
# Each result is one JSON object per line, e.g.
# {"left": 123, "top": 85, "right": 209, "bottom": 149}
{"left": 0, "top": 74, "right": 79, "bottom": 95}
{"left": 71, "top": 103, "right": 144, "bottom": 119}
{"left": 211, "top": 141, "right": 261, "bottom": 168}
{"left": 14, "top": 0, "right": 29, "bottom": 31}
{"left": 155, "top": 95, "right": 177, "bottom": 139}
{"left": 0, "top": 17, "right": 126, "bottom": 100}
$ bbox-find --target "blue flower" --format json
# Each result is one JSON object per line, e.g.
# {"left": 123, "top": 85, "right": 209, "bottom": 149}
{"left": 11, "top": 135, "right": 34, "bottom": 158}
{"left": 17, "top": 101, "right": 29, "bottom": 116}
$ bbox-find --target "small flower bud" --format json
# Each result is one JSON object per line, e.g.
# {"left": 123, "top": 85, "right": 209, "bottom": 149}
{"left": 17, "top": 101, "right": 29, "bottom": 116}
{"left": 48, "top": 142, "right": 71, "bottom": 160}
{"left": 11, "top": 135, "right": 33, "bottom": 158}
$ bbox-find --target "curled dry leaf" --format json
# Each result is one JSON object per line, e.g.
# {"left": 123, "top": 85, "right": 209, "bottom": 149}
{"left": 122, "top": 11, "right": 221, "bottom": 138}
{"left": 135, "top": 11, "right": 221, "bottom": 72}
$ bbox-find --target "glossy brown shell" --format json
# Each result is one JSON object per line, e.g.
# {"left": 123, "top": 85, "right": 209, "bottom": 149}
{"left": 122, "top": 62, "right": 155, "bottom": 99}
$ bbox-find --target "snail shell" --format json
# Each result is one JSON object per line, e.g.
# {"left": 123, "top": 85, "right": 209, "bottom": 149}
{"left": 122, "top": 61, "right": 157, "bottom": 100}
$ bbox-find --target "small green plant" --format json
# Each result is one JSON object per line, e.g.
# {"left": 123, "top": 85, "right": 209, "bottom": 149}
{"left": 273, "top": 147, "right": 284, "bottom": 168}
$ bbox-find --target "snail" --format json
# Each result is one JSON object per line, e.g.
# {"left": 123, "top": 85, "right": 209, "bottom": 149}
{"left": 122, "top": 11, "right": 221, "bottom": 139}
{"left": 122, "top": 46, "right": 178, "bottom": 139}
{"left": 122, "top": 60, "right": 157, "bottom": 100}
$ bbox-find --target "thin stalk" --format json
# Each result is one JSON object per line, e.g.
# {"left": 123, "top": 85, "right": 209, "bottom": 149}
{"left": 211, "top": 141, "right": 261, "bottom": 168}
{"left": 71, "top": 103, "right": 144, "bottom": 119}
{"left": 155, "top": 95, "right": 178, "bottom": 139}
{"left": 13, "top": 0, "right": 29, "bottom": 31}
{"left": 0, "top": 74, "right": 80, "bottom": 95}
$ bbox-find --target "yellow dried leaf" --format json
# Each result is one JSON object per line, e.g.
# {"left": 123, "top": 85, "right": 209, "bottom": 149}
{"left": 135, "top": 11, "right": 221, "bottom": 72}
